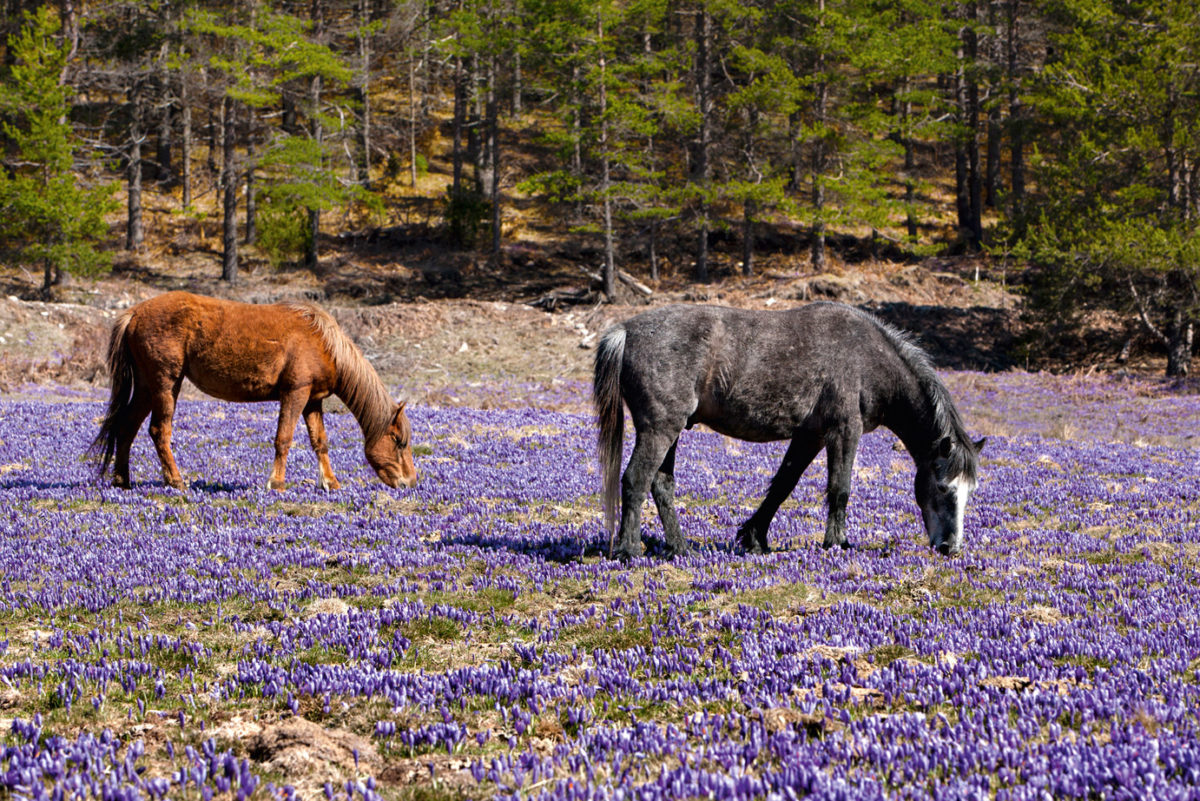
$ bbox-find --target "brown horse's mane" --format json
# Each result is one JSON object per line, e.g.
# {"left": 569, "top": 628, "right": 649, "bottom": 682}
{"left": 283, "top": 302, "right": 396, "bottom": 443}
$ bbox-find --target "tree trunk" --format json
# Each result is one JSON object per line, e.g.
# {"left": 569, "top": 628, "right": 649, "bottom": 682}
{"left": 221, "top": 96, "right": 238, "bottom": 283}
{"left": 282, "top": 92, "right": 297, "bottom": 134}
{"left": 1165, "top": 90, "right": 1183, "bottom": 212}
{"left": 742, "top": 107, "right": 757, "bottom": 278}
{"left": 810, "top": 0, "right": 827, "bottom": 271}
{"left": 966, "top": 15, "right": 983, "bottom": 248}
{"left": 452, "top": 54, "right": 465, "bottom": 191}
{"left": 1006, "top": 0, "right": 1025, "bottom": 221}
{"left": 245, "top": 126, "right": 257, "bottom": 246}
{"left": 307, "top": 75, "right": 322, "bottom": 269}
{"left": 307, "top": 0, "right": 325, "bottom": 269}
{"left": 598, "top": 13, "right": 614, "bottom": 300}
{"left": 126, "top": 85, "right": 144, "bottom": 251}
{"left": 56, "top": 0, "right": 78, "bottom": 89}
{"left": 207, "top": 82, "right": 218, "bottom": 177}
{"left": 983, "top": 1, "right": 1000, "bottom": 208}
{"left": 956, "top": 5, "right": 982, "bottom": 250}
{"left": 953, "top": 34, "right": 971, "bottom": 247}
{"left": 789, "top": 111, "right": 803, "bottom": 192}
{"left": 487, "top": 50, "right": 501, "bottom": 260}
{"left": 1130, "top": 277, "right": 1194, "bottom": 377}
{"left": 570, "top": 61, "right": 583, "bottom": 178}
{"left": 356, "top": 0, "right": 372, "bottom": 186}
{"left": 1166, "top": 314, "right": 1193, "bottom": 377}
{"left": 156, "top": 98, "right": 173, "bottom": 186}
{"left": 902, "top": 91, "right": 918, "bottom": 241}
{"left": 985, "top": 105, "right": 1001, "bottom": 207}
{"left": 694, "top": 6, "right": 712, "bottom": 283}
{"left": 408, "top": 52, "right": 418, "bottom": 186}
{"left": 648, "top": 220, "right": 659, "bottom": 282}
{"left": 512, "top": 48, "right": 522, "bottom": 120}
{"left": 468, "top": 54, "right": 482, "bottom": 190}
{"left": 742, "top": 201, "right": 754, "bottom": 277}
{"left": 180, "top": 59, "right": 192, "bottom": 208}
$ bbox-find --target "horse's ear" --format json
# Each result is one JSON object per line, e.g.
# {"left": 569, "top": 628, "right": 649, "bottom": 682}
{"left": 938, "top": 436, "right": 952, "bottom": 458}
{"left": 973, "top": 437, "right": 987, "bottom": 453}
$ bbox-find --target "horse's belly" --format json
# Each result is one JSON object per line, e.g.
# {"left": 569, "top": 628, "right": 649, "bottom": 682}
{"left": 188, "top": 372, "right": 279, "bottom": 402}
{"left": 693, "top": 389, "right": 805, "bottom": 442}
{"left": 694, "top": 410, "right": 796, "bottom": 443}
{"left": 185, "top": 355, "right": 287, "bottom": 402}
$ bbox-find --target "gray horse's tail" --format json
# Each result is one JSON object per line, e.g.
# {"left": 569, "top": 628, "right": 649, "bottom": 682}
{"left": 593, "top": 326, "right": 627, "bottom": 550}
{"left": 89, "top": 310, "right": 136, "bottom": 475}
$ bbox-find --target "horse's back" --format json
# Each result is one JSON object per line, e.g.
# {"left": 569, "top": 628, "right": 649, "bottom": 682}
{"left": 615, "top": 303, "right": 901, "bottom": 440}
{"left": 124, "top": 292, "right": 334, "bottom": 400}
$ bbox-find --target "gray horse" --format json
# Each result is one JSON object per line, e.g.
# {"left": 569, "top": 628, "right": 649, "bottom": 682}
{"left": 593, "top": 302, "right": 984, "bottom": 560}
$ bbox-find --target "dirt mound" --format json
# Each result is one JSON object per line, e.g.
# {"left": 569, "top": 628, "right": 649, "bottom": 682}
{"left": 249, "top": 717, "right": 379, "bottom": 788}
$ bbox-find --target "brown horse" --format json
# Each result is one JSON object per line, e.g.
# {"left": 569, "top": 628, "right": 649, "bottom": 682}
{"left": 91, "top": 291, "right": 418, "bottom": 491}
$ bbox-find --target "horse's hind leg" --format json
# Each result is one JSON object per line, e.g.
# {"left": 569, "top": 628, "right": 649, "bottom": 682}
{"left": 737, "top": 434, "right": 822, "bottom": 554}
{"left": 148, "top": 379, "right": 185, "bottom": 489}
{"left": 113, "top": 389, "right": 152, "bottom": 488}
{"left": 615, "top": 428, "right": 677, "bottom": 561}
{"left": 650, "top": 439, "right": 688, "bottom": 557}
{"left": 822, "top": 424, "right": 862, "bottom": 549}
{"left": 268, "top": 389, "right": 309, "bottom": 490}
{"left": 303, "top": 400, "right": 340, "bottom": 490}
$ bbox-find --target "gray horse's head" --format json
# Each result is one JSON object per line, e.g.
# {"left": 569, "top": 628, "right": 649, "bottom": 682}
{"left": 914, "top": 436, "right": 985, "bottom": 556}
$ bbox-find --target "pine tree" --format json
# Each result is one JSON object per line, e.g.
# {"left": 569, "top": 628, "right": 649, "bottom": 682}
{"left": 722, "top": 38, "right": 799, "bottom": 275}
{"left": 0, "top": 9, "right": 116, "bottom": 294}
{"left": 187, "top": 6, "right": 376, "bottom": 274}
{"left": 1021, "top": 0, "right": 1200, "bottom": 375}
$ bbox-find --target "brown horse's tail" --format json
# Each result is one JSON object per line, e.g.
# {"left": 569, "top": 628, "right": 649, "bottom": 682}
{"left": 593, "top": 326, "right": 627, "bottom": 553}
{"left": 89, "top": 310, "right": 135, "bottom": 475}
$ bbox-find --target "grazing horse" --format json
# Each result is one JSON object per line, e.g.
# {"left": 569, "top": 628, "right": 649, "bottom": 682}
{"left": 91, "top": 291, "right": 418, "bottom": 491}
{"left": 594, "top": 302, "right": 984, "bottom": 560}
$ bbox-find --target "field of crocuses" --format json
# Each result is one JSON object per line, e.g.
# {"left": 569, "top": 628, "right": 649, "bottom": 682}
{"left": 2, "top": 371, "right": 1200, "bottom": 800}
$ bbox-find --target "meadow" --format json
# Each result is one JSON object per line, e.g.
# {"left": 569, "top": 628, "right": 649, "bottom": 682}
{"left": 1, "top": 372, "right": 1199, "bottom": 800}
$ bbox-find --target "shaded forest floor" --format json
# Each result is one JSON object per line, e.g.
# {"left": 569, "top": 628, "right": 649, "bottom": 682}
{"left": 0, "top": 246, "right": 1168, "bottom": 402}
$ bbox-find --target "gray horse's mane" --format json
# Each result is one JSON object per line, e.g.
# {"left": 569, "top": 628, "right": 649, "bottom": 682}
{"left": 853, "top": 307, "right": 978, "bottom": 481}
{"left": 284, "top": 302, "right": 397, "bottom": 443}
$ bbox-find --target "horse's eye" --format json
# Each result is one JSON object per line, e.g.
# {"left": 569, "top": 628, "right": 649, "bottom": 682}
{"left": 936, "top": 482, "right": 950, "bottom": 494}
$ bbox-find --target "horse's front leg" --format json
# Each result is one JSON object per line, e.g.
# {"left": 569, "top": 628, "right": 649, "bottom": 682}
{"left": 615, "top": 429, "right": 677, "bottom": 561}
{"left": 822, "top": 424, "right": 862, "bottom": 549}
{"left": 268, "top": 390, "right": 309, "bottom": 490}
{"left": 650, "top": 439, "right": 688, "bottom": 558}
{"left": 303, "top": 400, "right": 340, "bottom": 490}
{"left": 737, "top": 434, "right": 822, "bottom": 554}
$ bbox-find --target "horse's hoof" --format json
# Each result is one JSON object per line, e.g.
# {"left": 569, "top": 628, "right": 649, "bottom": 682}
{"left": 321, "top": 478, "right": 342, "bottom": 491}
{"left": 822, "top": 539, "right": 852, "bottom": 550}
{"left": 736, "top": 526, "right": 768, "bottom": 554}
{"left": 611, "top": 543, "right": 644, "bottom": 562}
{"left": 267, "top": 479, "right": 286, "bottom": 491}
{"left": 113, "top": 478, "right": 131, "bottom": 490}
{"left": 664, "top": 540, "right": 690, "bottom": 559}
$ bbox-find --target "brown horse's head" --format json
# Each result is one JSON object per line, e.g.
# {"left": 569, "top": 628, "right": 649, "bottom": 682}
{"left": 365, "top": 402, "right": 419, "bottom": 488}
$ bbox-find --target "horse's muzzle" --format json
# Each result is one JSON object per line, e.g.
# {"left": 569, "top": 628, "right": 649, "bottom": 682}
{"left": 378, "top": 468, "right": 419, "bottom": 489}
